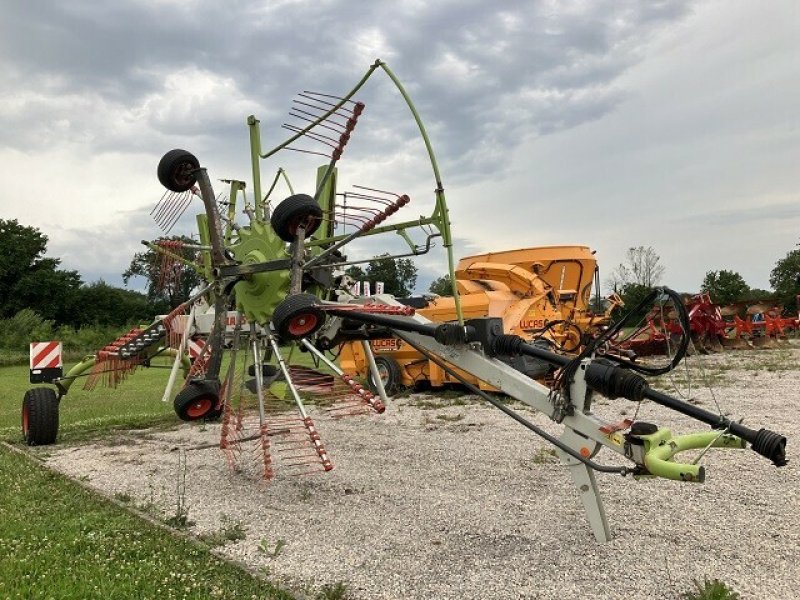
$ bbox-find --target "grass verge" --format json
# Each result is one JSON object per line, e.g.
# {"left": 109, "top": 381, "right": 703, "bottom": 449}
{"left": 0, "top": 445, "right": 295, "bottom": 600}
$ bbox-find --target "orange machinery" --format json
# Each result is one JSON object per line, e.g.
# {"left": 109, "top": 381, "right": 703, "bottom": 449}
{"left": 339, "top": 245, "right": 615, "bottom": 392}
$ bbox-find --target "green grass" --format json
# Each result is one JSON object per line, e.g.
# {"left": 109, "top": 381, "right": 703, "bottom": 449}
{"left": 0, "top": 362, "right": 182, "bottom": 444}
{"left": 0, "top": 347, "right": 323, "bottom": 444}
{"left": 0, "top": 446, "right": 295, "bottom": 600}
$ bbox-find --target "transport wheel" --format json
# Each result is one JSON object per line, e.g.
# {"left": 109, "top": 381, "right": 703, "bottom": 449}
{"left": 22, "top": 388, "right": 59, "bottom": 446}
{"left": 270, "top": 194, "right": 323, "bottom": 242}
{"left": 174, "top": 381, "right": 219, "bottom": 422}
{"left": 368, "top": 356, "right": 403, "bottom": 395}
{"left": 272, "top": 293, "right": 326, "bottom": 340}
{"left": 158, "top": 149, "right": 200, "bottom": 192}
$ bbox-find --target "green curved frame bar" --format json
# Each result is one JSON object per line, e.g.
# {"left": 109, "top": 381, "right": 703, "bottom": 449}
{"left": 247, "top": 59, "right": 464, "bottom": 324}
{"left": 55, "top": 348, "right": 191, "bottom": 395}
{"left": 640, "top": 428, "right": 747, "bottom": 482}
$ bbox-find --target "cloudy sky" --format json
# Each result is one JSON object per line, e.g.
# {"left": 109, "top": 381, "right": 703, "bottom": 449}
{"left": 1, "top": 0, "right": 798, "bottom": 295}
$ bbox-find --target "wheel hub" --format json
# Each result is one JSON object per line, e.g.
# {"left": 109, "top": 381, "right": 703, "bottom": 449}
{"left": 229, "top": 221, "right": 290, "bottom": 323}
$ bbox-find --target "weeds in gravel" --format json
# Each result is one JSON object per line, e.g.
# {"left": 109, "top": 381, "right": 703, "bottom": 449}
{"left": 299, "top": 485, "right": 313, "bottom": 501}
{"left": 114, "top": 492, "right": 132, "bottom": 503}
{"left": 435, "top": 413, "right": 464, "bottom": 422}
{"left": 164, "top": 450, "right": 193, "bottom": 529}
{"left": 317, "top": 581, "right": 351, "bottom": 600}
{"left": 200, "top": 518, "right": 247, "bottom": 547}
{"left": 258, "top": 537, "right": 287, "bottom": 558}
{"left": 680, "top": 577, "right": 740, "bottom": 600}
{"left": 531, "top": 447, "right": 558, "bottom": 464}
{"left": 411, "top": 396, "right": 476, "bottom": 410}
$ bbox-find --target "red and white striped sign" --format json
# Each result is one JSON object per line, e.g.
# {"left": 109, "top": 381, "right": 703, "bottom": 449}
{"left": 188, "top": 338, "right": 206, "bottom": 359}
{"left": 30, "top": 341, "right": 62, "bottom": 370}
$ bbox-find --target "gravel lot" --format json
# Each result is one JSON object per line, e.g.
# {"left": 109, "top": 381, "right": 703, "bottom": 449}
{"left": 46, "top": 343, "right": 800, "bottom": 599}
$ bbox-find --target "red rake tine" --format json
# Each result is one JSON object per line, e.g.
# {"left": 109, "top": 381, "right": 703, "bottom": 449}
{"left": 285, "top": 146, "right": 332, "bottom": 159}
{"left": 282, "top": 123, "right": 341, "bottom": 148}
{"left": 289, "top": 109, "right": 347, "bottom": 135}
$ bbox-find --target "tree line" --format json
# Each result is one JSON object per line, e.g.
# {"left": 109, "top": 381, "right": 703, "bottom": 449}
{"left": 3, "top": 218, "right": 797, "bottom": 343}
{"left": 606, "top": 245, "right": 800, "bottom": 314}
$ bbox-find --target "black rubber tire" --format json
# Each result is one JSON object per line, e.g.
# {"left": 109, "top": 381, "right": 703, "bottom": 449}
{"left": 174, "top": 380, "right": 219, "bottom": 422}
{"left": 270, "top": 194, "right": 323, "bottom": 242}
{"left": 368, "top": 356, "right": 403, "bottom": 396}
{"left": 158, "top": 149, "right": 200, "bottom": 192}
{"left": 248, "top": 364, "right": 279, "bottom": 378}
{"left": 272, "top": 293, "right": 326, "bottom": 340}
{"left": 22, "top": 388, "right": 59, "bottom": 446}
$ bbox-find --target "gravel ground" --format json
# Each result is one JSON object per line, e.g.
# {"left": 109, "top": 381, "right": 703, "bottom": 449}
{"left": 46, "top": 344, "right": 800, "bottom": 599}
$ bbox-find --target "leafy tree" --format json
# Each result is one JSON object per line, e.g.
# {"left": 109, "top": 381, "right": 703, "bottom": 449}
{"left": 71, "top": 281, "right": 154, "bottom": 327}
{"left": 701, "top": 270, "right": 750, "bottom": 305}
{"left": 366, "top": 254, "right": 417, "bottom": 297}
{"left": 769, "top": 249, "right": 800, "bottom": 311}
{"left": 613, "top": 282, "right": 655, "bottom": 321}
{"left": 344, "top": 265, "right": 366, "bottom": 281}
{"left": 343, "top": 255, "right": 418, "bottom": 296}
{"left": 741, "top": 288, "right": 775, "bottom": 303}
{"left": 0, "top": 219, "right": 82, "bottom": 322}
{"left": 429, "top": 274, "right": 453, "bottom": 296}
{"left": 607, "top": 246, "right": 664, "bottom": 291}
{"left": 123, "top": 236, "right": 202, "bottom": 309}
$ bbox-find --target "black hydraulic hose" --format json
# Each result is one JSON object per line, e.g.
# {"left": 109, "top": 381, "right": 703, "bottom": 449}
{"left": 394, "top": 332, "right": 629, "bottom": 475}
{"left": 482, "top": 334, "right": 787, "bottom": 466}
{"left": 334, "top": 305, "right": 787, "bottom": 467}
{"left": 324, "top": 308, "right": 439, "bottom": 337}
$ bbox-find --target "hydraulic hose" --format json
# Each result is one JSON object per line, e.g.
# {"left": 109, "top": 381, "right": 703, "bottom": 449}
{"left": 318, "top": 303, "right": 787, "bottom": 467}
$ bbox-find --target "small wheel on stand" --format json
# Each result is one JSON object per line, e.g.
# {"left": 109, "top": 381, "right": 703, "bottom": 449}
{"left": 368, "top": 356, "right": 403, "bottom": 396}
{"left": 272, "top": 293, "right": 326, "bottom": 341}
{"left": 270, "top": 194, "right": 323, "bottom": 242}
{"left": 174, "top": 380, "right": 220, "bottom": 422}
{"left": 157, "top": 149, "right": 200, "bottom": 192}
{"left": 22, "top": 388, "right": 60, "bottom": 446}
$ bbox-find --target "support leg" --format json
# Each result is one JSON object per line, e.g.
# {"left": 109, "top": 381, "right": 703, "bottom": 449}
{"left": 557, "top": 429, "right": 612, "bottom": 543}
{"left": 361, "top": 340, "right": 390, "bottom": 405}
{"left": 162, "top": 305, "right": 196, "bottom": 402}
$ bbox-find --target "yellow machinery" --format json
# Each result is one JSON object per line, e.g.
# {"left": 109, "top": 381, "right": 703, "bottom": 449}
{"left": 339, "top": 245, "right": 616, "bottom": 392}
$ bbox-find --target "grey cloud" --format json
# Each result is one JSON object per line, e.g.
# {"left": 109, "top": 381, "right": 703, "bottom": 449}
{"left": 0, "top": 0, "right": 693, "bottom": 181}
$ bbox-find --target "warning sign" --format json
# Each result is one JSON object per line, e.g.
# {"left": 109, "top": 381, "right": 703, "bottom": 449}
{"left": 29, "top": 341, "right": 63, "bottom": 383}
{"left": 188, "top": 338, "right": 206, "bottom": 360}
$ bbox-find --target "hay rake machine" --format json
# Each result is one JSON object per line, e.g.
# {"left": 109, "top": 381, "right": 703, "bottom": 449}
{"left": 23, "top": 60, "right": 788, "bottom": 541}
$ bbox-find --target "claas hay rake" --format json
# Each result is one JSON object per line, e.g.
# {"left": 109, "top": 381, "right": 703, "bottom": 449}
{"left": 21, "top": 60, "right": 787, "bottom": 542}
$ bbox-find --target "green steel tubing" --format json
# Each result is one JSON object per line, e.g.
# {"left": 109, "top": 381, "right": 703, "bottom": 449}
{"left": 247, "top": 59, "right": 463, "bottom": 322}
{"left": 262, "top": 168, "right": 295, "bottom": 206}
{"left": 247, "top": 116, "right": 264, "bottom": 220}
{"left": 641, "top": 428, "right": 746, "bottom": 482}
{"left": 225, "top": 180, "right": 246, "bottom": 245}
{"left": 303, "top": 216, "right": 440, "bottom": 248}
{"left": 377, "top": 61, "right": 462, "bottom": 324}
{"left": 196, "top": 214, "right": 213, "bottom": 281}
{"left": 257, "top": 61, "right": 382, "bottom": 161}
{"left": 55, "top": 349, "right": 191, "bottom": 394}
